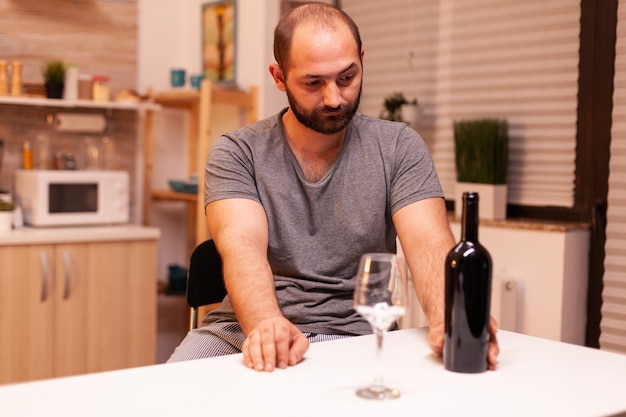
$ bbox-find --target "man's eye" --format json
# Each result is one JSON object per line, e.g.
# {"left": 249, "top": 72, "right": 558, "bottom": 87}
{"left": 339, "top": 74, "right": 355, "bottom": 85}
{"left": 306, "top": 80, "right": 322, "bottom": 87}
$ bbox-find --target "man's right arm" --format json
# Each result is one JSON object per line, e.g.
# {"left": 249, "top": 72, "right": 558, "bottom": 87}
{"left": 206, "top": 198, "right": 309, "bottom": 371}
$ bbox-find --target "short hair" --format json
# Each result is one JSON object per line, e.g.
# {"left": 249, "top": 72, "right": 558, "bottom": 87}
{"left": 273, "top": 2, "right": 362, "bottom": 74}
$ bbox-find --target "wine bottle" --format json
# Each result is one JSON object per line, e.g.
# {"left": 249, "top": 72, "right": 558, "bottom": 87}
{"left": 444, "top": 191, "right": 492, "bottom": 373}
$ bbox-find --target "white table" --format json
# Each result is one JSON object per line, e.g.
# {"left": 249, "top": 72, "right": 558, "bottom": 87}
{"left": 1, "top": 328, "right": 625, "bottom": 417}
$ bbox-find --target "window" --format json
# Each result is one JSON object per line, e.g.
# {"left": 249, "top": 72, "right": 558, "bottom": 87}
{"left": 342, "top": 0, "right": 580, "bottom": 208}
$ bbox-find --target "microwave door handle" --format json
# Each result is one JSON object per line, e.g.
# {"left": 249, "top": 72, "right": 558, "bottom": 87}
{"left": 39, "top": 251, "right": 49, "bottom": 302}
{"left": 63, "top": 250, "right": 72, "bottom": 300}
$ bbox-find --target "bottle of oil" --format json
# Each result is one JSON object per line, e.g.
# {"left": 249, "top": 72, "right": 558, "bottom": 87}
{"left": 22, "top": 140, "right": 34, "bottom": 170}
{"left": 10, "top": 61, "right": 22, "bottom": 96}
{"left": 0, "top": 60, "right": 8, "bottom": 95}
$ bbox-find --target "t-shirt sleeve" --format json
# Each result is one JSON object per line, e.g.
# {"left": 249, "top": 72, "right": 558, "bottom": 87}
{"left": 204, "top": 134, "right": 261, "bottom": 206}
{"left": 389, "top": 125, "right": 445, "bottom": 214}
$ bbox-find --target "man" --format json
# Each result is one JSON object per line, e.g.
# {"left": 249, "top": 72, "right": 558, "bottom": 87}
{"left": 169, "top": 2, "right": 499, "bottom": 371}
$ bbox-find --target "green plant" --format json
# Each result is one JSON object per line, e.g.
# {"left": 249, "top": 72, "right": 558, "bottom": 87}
{"left": 0, "top": 200, "right": 15, "bottom": 211}
{"left": 454, "top": 118, "right": 509, "bottom": 184}
{"left": 380, "top": 92, "right": 407, "bottom": 121}
{"left": 42, "top": 60, "right": 66, "bottom": 84}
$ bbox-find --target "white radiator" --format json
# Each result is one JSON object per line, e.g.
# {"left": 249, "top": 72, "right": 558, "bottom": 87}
{"left": 400, "top": 277, "right": 521, "bottom": 332}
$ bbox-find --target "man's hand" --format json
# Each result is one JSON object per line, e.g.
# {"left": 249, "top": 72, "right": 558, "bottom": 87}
{"left": 427, "top": 317, "right": 500, "bottom": 370}
{"left": 241, "top": 317, "right": 310, "bottom": 372}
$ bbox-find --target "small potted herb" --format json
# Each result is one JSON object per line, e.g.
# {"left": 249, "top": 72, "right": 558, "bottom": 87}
{"left": 380, "top": 92, "right": 419, "bottom": 125}
{"left": 42, "top": 60, "right": 66, "bottom": 99}
{"left": 380, "top": 92, "right": 408, "bottom": 122}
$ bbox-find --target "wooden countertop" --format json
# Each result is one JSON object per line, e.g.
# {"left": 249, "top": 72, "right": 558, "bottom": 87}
{"left": 448, "top": 215, "right": 590, "bottom": 232}
{"left": 0, "top": 225, "right": 161, "bottom": 246}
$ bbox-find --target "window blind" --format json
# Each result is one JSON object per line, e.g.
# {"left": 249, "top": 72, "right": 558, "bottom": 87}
{"left": 601, "top": 0, "right": 626, "bottom": 355}
{"left": 341, "top": 0, "right": 580, "bottom": 207}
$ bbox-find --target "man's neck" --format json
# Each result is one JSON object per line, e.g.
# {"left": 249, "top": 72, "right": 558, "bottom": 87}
{"left": 282, "top": 109, "right": 345, "bottom": 153}
{"left": 282, "top": 109, "right": 346, "bottom": 182}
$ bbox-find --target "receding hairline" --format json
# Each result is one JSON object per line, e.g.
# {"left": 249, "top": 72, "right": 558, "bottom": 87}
{"left": 273, "top": 2, "right": 362, "bottom": 72}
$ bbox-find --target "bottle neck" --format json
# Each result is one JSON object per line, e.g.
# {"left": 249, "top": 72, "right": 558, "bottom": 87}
{"left": 461, "top": 193, "right": 479, "bottom": 242}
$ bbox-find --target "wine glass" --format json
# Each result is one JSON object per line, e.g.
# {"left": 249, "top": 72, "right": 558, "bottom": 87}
{"left": 353, "top": 253, "right": 408, "bottom": 400}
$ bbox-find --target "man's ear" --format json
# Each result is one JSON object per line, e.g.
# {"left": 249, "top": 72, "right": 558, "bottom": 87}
{"left": 269, "top": 63, "right": 287, "bottom": 92}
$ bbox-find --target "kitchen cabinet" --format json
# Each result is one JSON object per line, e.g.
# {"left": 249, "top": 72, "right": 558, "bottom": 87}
{"left": 0, "top": 237, "right": 158, "bottom": 384}
{"left": 144, "top": 79, "right": 258, "bottom": 255}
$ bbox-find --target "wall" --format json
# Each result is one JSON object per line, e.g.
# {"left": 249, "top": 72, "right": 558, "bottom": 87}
{"left": 342, "top": 0, "right": 580, "bottom": 209}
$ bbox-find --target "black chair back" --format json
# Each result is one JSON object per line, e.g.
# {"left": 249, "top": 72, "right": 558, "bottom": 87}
{"left": 186, "top": 240, "right": 226, "bottom": 328}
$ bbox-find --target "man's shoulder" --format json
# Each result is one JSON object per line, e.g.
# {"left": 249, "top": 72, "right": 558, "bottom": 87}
{"left": 351, "top": 113, "right": 409, "bottom": 133}
{"left": 349, "top": 113, "right": 416, "bottom": 145}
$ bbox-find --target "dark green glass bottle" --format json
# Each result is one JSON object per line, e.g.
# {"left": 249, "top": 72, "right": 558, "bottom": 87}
{"left": 444, "top": 192, "right": 492, "bottom": 373}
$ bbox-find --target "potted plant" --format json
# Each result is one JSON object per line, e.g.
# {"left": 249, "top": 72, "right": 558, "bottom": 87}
{"left": 453, "top": 118, "right": 509, "bottom": 220}
{"left": 380, "top": 92, "right": 420, "bottom": 126}
{"left": 380, "top": 92, "right": 408, "bottom": 122}
{"left": 0, "top": 200, "right": 15, "bottom": 234}
{"left": 42, "top": 60, "right": 66, "bottom": 99}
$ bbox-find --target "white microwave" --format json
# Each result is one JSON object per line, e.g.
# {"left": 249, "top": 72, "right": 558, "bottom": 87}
{"left": 15, "top": 169, "right": 130, "bottom": 227}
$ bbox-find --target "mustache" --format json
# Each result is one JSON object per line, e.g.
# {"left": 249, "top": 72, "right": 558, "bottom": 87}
{"left": 318, "top": 104, "right": 345, "bottom": 113}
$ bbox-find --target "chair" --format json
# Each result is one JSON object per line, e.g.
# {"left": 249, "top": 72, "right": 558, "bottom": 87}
{"left": 186, "top": 239, "right": 227, "bottom": 329}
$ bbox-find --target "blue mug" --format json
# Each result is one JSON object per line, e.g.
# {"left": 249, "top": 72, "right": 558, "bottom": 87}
{"left": 170, "top": 69, "right": 186, "bottom": 88}
{"left": 190, "top": 74, "right": 204, "bottom": 90}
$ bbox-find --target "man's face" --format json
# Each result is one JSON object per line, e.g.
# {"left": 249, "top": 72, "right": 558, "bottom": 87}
{"left": 284, "top": 77, "right": 362, "bottom": 135}
{"left": 282, "top": 24, "right": 363, "bottom": 135}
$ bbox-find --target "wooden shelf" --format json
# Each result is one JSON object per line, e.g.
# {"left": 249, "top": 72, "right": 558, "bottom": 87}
{"left": 0, "top": 95, "right": 160, "bottom": 111}
{"left": 143, "top": 79, "right": 258, "bottom": 256}
{"left": 151, "top": 189, "right": 197, "bottom": 203}
{"left": 153, "top": 86, "right": 252, "bottom": 109}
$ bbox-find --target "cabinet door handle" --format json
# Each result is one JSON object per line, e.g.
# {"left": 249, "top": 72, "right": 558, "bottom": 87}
{"left": 39, "top": 251, "right": 49, "bottom": 302}
{"left": 63, "top": 250, "right": 72, "bottom": 300}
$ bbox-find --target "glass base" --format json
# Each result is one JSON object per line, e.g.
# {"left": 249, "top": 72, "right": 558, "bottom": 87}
{"left": 356, "top": 385, "right": 401, "bottom": 400}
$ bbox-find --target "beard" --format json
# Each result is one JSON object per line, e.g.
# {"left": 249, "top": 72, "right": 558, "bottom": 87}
{"left": 285, "top": 83, "right": 362, "bottom": 135}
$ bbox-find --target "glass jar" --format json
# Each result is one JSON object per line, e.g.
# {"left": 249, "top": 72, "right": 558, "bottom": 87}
{"left": 92, "top": 75, "right": 110, "bottom": 102}
{"left": 78, "top": 74, "right": 93, "bottom": 100}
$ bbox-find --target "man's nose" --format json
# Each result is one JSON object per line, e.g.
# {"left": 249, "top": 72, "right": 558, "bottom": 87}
{"left": 322, "top": 83, "right": 341, "bottom": 108}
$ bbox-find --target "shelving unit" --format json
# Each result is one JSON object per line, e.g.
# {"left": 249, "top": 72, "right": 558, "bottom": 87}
{"left": 0, "top": 95, "right": 160, "bottom": 224}
{"left": 143, "top": 79, "right": 258, "bottom": 256}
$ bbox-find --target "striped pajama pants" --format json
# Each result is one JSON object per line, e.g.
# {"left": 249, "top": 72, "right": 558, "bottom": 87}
{"left": 167, "top": 322, "right": 352, "bottom": 362}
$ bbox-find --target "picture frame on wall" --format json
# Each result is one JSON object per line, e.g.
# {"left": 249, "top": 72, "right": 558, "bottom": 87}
{"left": 202, "top": 0, "right": 236, "bottom": 84}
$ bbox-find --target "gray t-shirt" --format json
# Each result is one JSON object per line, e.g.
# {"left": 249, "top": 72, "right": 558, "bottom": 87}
{"left": 202, "top": 109, "right": 443, "bottom": 335}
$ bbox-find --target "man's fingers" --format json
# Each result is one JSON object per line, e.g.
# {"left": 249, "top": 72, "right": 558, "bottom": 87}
{"left": 245, "top": 329, "right": 268, "bottom": 371}
{"left": 260, "top": 325, "right": 278, "bottom": 371}
{"left": 273, "top": 324, "right": 291, "bottom": 369}
{"left": 288, "top": 332, "right": 310, "bottom": 366}
{"left": 427, "top": 324, "right": 444, "bottom": 355}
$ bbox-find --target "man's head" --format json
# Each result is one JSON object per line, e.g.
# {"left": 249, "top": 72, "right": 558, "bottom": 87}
{"left": 270, "top": 2, "right": 364, "bottom": 135}
{"left": 273, "top": 3, "right": 362, "bottom": 75}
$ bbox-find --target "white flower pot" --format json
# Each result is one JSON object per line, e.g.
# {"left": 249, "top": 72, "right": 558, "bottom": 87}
{"left": 400, "top": 104, "right": 420, "bottom": 127}
{"left": 455, "top": 182, "right": 507, "bottom": 220}
{"left": 0, "top": 211, "right": 13, "bottom": 234}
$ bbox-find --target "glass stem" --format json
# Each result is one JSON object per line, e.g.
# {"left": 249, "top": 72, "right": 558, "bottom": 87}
{"left": 372, "top": 328, "right": 385, "bottom": 390}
